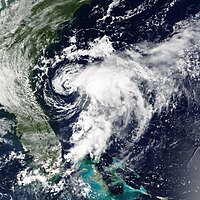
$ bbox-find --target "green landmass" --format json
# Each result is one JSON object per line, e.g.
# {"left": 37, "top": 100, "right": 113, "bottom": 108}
{"left": 10, "top": 0, "right": 91, "bottom": 60}
{"left": 7, "top": 0, "right": 91, "bottom": 169}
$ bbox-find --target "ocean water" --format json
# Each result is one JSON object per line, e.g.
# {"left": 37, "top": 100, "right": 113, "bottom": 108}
{"left": 1, "top": 0, "right": 200, "bottom": 199}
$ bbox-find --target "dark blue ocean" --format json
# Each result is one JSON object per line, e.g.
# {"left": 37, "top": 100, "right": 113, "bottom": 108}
{"left": 1, "top": 0, "right": 200, "bottom": 199}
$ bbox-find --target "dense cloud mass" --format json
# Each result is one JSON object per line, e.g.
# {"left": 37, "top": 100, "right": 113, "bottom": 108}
{"left": 1, "top": 0, "right": 200, "bottom": 199}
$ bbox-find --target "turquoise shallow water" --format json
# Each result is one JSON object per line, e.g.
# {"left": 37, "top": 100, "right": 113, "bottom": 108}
{"left": 79, "top": 160, "right": 149, "bottom": 200}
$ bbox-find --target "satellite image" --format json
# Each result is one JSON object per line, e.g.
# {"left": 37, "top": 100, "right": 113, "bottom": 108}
{"left": 0, "top": 0, "right": 200, "bottom": 199}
